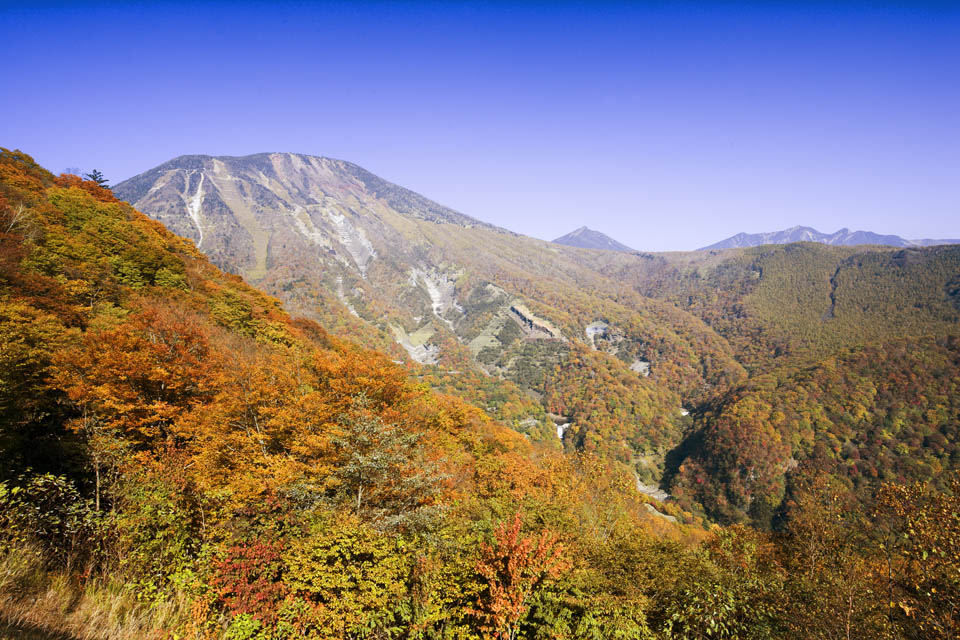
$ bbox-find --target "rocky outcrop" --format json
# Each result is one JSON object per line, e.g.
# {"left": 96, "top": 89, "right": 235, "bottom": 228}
{"left": 508, "top": 303, "right": 564, "bottom": 340}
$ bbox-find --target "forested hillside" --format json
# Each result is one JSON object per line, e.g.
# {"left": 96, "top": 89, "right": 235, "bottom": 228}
{"left": 621, "top": 242, "right": 960, "bottom": 372}
{"left": 602, "top": 243, "right": 960, "bottom": 525}
{"left": 3, "top": 149, "right": 960, "bottom": 638}
{"left": 668, "top": 336, "right": 960, "bottom": 525}
{"left": 0, "top": 149, "right": 727, "bottom": 639}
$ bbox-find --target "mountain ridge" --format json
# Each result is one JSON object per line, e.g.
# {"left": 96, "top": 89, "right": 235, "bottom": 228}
{"left": 115, "top": 152, "right": 496, "bottom": 234}
{"left": 700, "top": 224, "right": 959, "bottom": 250}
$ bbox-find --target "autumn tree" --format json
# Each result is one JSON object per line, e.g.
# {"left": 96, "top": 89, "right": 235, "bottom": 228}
{"left": 779, "top": 472, "right": 896, "bottom": 639}
{"left": 655, "top": 525, "right": 786, "bottom": 639}
{"left": 471, "top": 511, "right": 569, "bottom": 640}
{"left": 327, "top": 395, "right": 444, "bottom": 532}
{"left": 0, "top": 300, "right": 70, "bottom": 478}
{"left": 282, "top": 513, "right": 410, "bottom": 638}
{"left": 876, "top": 474, "right": 960, "bottom": 639}
{"left": 51, "top": 302, "right": 214, "bottom": 509}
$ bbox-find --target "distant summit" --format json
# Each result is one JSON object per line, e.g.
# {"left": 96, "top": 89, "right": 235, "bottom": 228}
{"left": 700, "top": 225, "right": 960, "bottom": 251}
{"left": 552, "top": 226, "right": 635, "bottom": 252}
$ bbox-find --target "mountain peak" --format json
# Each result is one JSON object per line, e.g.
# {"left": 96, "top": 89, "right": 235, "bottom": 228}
{"left": 116, "top": 151, "right": 491, "bottom": 233}
{"left": 552, "top": 226, "right": 635, "bottom": 253}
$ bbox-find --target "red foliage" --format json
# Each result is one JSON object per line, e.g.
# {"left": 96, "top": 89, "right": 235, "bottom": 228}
{"left": 211, "top": 537, "right": 288, "bottom": 624}
{"left": 471, "top": 511, "right": 569, "bottom": 639}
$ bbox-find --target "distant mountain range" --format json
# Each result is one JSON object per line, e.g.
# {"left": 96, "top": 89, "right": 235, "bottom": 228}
{"left": 700, "top": 225, "right": 960, "bottom": 251}
{"left": 552, "top": 226, "right": 635, "bottom": 252}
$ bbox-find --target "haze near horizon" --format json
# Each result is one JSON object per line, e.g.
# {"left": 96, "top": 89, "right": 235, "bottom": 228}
{"left": 2, "top": 0, "right": 957, "bottom": 251}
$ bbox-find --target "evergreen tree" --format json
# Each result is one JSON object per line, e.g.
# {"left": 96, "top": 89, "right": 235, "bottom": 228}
{"left": 84, "top": 169, "right": 109, "bottom": 188}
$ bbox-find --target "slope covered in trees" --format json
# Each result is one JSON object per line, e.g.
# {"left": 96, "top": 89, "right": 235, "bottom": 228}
{"left": 619, "top": 242, "right": 960, "bottom": 372}
{"left": 3, "top": 150, "right": 960, "bottom": 637}
{"left": 593, "top": 243, "right": 960, "bottom": 525}
{"left": 0, "top": 149, "right": 697, "bottom": 638}
{"left": 113, "top": 153, "right": 749, "bottom": 483}
{"left": 117, "top": 151, "right": 960, "bottom": 535}
{"left": 668, "top": 336, "right": 960, "bottom": 525}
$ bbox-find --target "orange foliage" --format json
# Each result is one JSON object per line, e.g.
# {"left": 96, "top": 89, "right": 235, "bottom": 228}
{"left": 471, "top": 511, "right": 570, "bottom": 639}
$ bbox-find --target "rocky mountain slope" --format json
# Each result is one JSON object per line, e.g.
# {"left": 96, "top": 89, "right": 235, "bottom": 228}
{"left": 552, "top": 226, "right": 635, "bottom": 252}
{"left": 700, "top": 224, "right": 959, "bottom": 250}
{"left": 114, "top": 153, "right": 744, "bottom": 479}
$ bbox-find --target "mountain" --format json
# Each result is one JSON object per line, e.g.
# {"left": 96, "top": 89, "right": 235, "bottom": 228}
{"left": 116, "top": 152, "right": 960, "bottom": 529}
{"left": 552, "top": 226, "right": 636, "bottom": 252}
{"left": 0, "top": 148, "right": 699, "bottom": 640}
{"left": 114, "top": 152, "right": 747, "bottom": 480}
{"left": 913, "top": 237, "right": 960, "bottom": 246}
{"left": 113, "top": 152, "right": 493, "bottom": 279}
{"left": 699, "top": 225, "right": 959, "bottom": 250}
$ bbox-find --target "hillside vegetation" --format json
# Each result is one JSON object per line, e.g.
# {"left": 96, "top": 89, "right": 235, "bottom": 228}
{"left": 0, "top": 149, "right": 696, "bottom": 638}
{"left": 596, "top": 242, "right": 960, "bottom": 526}
{"left": 4, "top": 149, "right": 960, "bottom": 638}
{"left": 114, "top": 153, "right": 751, "bottom": 484}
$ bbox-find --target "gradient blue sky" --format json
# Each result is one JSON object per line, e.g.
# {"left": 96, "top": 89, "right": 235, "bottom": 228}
{"left": 2, "top": 1, "right": 958, "bottom": 251}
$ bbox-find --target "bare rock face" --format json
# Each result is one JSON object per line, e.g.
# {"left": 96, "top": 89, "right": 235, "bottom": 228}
{"left": 115, "top": 153, "right": 486, "bottom": 281}
{"left": 116, "top": 153, "right": 497, "bottom": 362}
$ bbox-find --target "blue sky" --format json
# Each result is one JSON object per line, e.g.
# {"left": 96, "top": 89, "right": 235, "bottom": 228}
{"left": 2, "top": 1, "right": 958, "bottom": 250}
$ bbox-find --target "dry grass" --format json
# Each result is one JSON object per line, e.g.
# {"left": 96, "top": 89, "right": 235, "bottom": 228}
{"left": 0, "top": 547, "right": 210, "bottom": 640}
{"left": 0, "top": 619, "right": 80, "bottom": 640}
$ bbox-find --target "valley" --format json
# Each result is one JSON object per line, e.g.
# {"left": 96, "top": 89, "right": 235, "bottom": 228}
{"left": 5, "top": 1, "right": 959, "bottom": 637}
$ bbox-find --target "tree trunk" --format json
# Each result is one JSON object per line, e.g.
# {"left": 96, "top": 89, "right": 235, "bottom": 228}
{"left": 95, "top": 463, "right": 101, "bottom": 512}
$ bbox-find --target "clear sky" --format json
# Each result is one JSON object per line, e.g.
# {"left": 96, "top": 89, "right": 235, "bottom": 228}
{"left": 2, "top": 1, "right": 958, "bottom": 251}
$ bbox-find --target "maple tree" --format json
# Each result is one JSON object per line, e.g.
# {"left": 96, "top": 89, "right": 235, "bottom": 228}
{"left": 471, "top": 511, "right": 570, "bottom": 639}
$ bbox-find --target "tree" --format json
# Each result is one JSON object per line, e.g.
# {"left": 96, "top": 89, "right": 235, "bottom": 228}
{"left": 0, "top": 301, "right": 68, "bottom": 477}
{"left": 780, "top": 473, "right": 896, "bottom": 639}
{"left": 655, "top": 525, "right": 785, "bottom": 640}
{"left": 282, "top": 513, "right": 410, "bottom": 639}
{"left": 327, "top": 396, "right": 444, "bottom": 532}
{"left": 84, "top": 169, "right": 109, "bottom": 188}
{"left": 471, "top": 511, "right": 569, "bottom": 640}
{"left": 50, "top": 303, "right": 215, "bottom": 512}
{"left": 876, "top": 475, "right": 960, "bottom": 639}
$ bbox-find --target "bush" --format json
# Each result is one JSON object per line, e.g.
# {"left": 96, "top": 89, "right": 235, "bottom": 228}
{"left": 0, "top": 473, "right": 101, "bottom": 570}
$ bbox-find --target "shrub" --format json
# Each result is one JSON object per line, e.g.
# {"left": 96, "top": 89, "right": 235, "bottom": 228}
{"left": 0, "top": 473, "right": 100, "bottom": 570}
